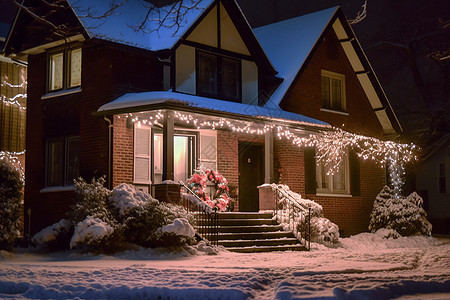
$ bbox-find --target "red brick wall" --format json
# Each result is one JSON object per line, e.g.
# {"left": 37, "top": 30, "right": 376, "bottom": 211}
{"left": 24, "top": 40, "right": 162, "bottom": 234}
{"left": 280, "top": 28, "right": 384, "bottom": 138}
{"left": 274, "top": 138, "right": 305, "bottom": 194}
{"left": 112, "top": 115, "right": 133, "bottom": 187}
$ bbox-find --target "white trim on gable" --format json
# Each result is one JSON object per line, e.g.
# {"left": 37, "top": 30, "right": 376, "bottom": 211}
{"left": 331, "top": 18, "right": 400, "bottom": 135}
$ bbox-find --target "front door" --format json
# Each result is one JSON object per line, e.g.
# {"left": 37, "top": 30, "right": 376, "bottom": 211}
{"left": 238, "top": 142, "right": 264, "bottom": 211}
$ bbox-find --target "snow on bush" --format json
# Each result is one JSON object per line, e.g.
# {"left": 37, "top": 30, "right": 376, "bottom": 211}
{"left": 266, "top": 184, "right": 340, "bottom": 244}
{"left": 70, "top": 216, "right": 114, "bottom": 250}
{"left": 109, "top": 183, "right": 156, "bottom": 217}
{"left": 0, "top": 159, "right": 23, "bottom": 250}
{"left": 70, "top": 177, "right": 115, "bottom": 225}
{"left": 369, "top": 186, "right": 432, "bottom": 236}
{"left": 32, "top": 219, "right": 72, "bottom": 248}
{"left": 161, "top": 218, "right": 195, "bottom": 238}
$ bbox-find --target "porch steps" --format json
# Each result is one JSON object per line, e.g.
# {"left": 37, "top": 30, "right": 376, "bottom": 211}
{"left": 197, "top": 212, "right": 307, "bottom": 252}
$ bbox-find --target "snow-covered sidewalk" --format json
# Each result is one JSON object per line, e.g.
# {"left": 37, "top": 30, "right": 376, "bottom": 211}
{"left": 1, "top": 233, "right": 449, "bottom": 299}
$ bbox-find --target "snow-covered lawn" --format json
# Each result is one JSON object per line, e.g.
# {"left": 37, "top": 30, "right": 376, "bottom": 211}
{"left": 1, "top": 233, "right": 449, "bottom": 299}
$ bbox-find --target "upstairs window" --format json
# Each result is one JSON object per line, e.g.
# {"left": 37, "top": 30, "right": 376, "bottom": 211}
{"left": 321, "top": 70, "right": 345, "bottom": 112}
{"left": 48, "top": 47, "right": 82, "bottom": 92}
{"left": 197, "top": 50, "right": 241, "bottom": 101}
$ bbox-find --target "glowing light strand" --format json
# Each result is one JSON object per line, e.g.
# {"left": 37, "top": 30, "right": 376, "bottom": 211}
{"left": 122, "top": 112, "right": 417, "bottom": 194}
{"left": 0, "top": 80, "right": 27, "bottom": 109}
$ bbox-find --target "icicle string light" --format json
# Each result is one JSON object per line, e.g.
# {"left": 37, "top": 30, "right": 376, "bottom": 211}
{"left": 121, "top": 111, "right": 417, "bottom": 193}
{"left": 0, "top": 151, "right": 25, "bottom": 183}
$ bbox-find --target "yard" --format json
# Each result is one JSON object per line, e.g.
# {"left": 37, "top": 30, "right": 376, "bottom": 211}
{"left": 0, "top": 233, "right": 449, "bottom": 299}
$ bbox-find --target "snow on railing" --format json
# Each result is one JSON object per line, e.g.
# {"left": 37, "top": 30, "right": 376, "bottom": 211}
{"left": 179, "top": 181, "right": 218, "bottom": 246}
{"left": 262, "top": 183, "right": 313, "bottom": 250}
{"left": 264, "top": 183, "right": 340, "bottom": 245}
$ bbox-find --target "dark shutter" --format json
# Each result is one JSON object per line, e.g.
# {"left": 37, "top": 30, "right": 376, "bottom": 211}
{"left": 349, "top": 149, "right": 361, "bottom": 196}
{"left": 304, "top": 147, "right": 316, "bottom": 194}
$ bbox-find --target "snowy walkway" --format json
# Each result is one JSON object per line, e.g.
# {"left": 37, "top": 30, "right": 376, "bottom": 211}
{"left": 1, "top": 233, "right": 449, "bottom": 299}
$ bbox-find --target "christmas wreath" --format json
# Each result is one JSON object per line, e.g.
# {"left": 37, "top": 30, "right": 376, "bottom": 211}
{"left": 187, "top": 169, "right": 230, "bottom": 211}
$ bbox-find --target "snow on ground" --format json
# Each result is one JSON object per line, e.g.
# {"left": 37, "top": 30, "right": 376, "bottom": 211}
{"left": 0, "top": 233, "right": 449, "bottom": 299}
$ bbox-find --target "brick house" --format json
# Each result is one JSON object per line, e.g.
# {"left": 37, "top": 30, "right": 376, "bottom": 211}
{"left": 5, "top": 0, "right": 402, "bottom": 237}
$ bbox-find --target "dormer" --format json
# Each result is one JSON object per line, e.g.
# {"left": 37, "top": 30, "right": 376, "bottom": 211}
{"left": 173, "top": 1, "right": 275, "bottom": 105}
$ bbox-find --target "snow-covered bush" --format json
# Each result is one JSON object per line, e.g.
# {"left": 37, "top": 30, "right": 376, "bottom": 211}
{"left": 32, "top": 219, "right": 72, "bottom": 250}
{"left": 121, "top": 198, "right": 195, "bottom": 248}
{"left": 369, "top": 186, "right": 432, "bottom": 236}
{"left": 0, "top": 159, "right": 23, "bottom": 250}
{"left": 70, "top": 216, "right": 115, "bottom": 251}
{"left": 161, "top": 218, "right": 195, "bottom": 238}
{"left": 69, "top": 177, "right": 124, "bottom": 252}
{"left": 309, "top": 217, "right": 340, "bottom": 243}
{"left": 109, "top": 183, "right": 152, "bottom": 217}
{"left": 70, "top": 177, "right": 115, "bottom": 225}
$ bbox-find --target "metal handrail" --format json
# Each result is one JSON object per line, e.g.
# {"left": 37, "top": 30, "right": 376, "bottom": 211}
{"left": 272, "top": 184, "right": 311, "bottom": 251}
{"left": 179, "top": 181, "right": 218, "bottom": 246}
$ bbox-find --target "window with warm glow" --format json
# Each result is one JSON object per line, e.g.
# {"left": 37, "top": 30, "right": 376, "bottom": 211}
{"left": 48, "top": 47, "right": 82, "bottom": 92}
{"left": 46, "top": 137, "right": 79, "bottom": 187}
{"left": 316, "top": 155, "right": 349, "bottom": 194}
{"left": 321, "top": 70, "right": 345, "bottom": 112}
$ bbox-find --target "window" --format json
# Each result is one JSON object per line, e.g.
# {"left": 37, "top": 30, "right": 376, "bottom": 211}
{"left": 316, "top": 155, "right": 349, "bottom": 194}
{"left": 439, "top": 163, "right": 446, "bottom": 193}
{"left": 134, "top": 126, "right": 151, "bottom": 184}
{"left": 46, "top": 137, "right": 79, "bottom": 186}
{"left": 197, "top": 50, "right": 241, "bottom": 101}
{"left": 48, "top": 47, "right": 82, "bottom": 92}
{"left": 199, "top": 130, "right": 217, "bottom": 171}
{"left": 321, "top": 70, "right": 345, "bottom": 111}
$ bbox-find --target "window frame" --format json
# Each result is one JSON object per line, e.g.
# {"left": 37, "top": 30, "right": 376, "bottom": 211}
{"left": 321, "top": 70, "right": 346, "bottom": 112}
{"left": 196, "top": 49, "right": 242, "bottom": 102}
{"left": 45, "top": 136, "right": 80, "bottom": 187}
{"left": 47, "top": 45, "right": 82, "bottom": 93}
{"left": 316, "top": 153, "right": 350, "bottom": 195}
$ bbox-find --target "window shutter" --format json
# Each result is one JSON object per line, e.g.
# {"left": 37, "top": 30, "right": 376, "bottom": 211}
{"left": 134, "top": 127, "right": 151, "bottom": 183}
{"left": 304, "top": 147, "right": 316, "bottom": 194}
{"left": 349, "top": 149, "right": 361, "bottom": 196}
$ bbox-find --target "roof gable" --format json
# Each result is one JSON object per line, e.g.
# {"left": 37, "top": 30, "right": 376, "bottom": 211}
{"left": 254, "top": 7, "right": 402, "bottom": 135}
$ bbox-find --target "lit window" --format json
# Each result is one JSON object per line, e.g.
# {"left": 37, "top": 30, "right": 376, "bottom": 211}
{"left": 46, "top": 137, "right": 79, "bottom": 186}
{"left": 48, "top": 47, "right": 82, "bottom": 92}
{"left": 321, "top": 70, "right": 345, "bottom": 111}
{"left": 316, "top": 155, "right": 349, "bottom": 194}
{"left": 197, "top": 50, "right": 241, "bottom": 101}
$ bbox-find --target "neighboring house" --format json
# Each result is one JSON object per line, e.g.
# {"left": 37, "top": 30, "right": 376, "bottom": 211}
{"left": 416, "top": 134, "right": 450, "bottom": 234}
{"left": 0, "top": 0, "right": 26, "bottom": 181}
{"left": 5, "top": 0, "right": 402, "bottom": 237}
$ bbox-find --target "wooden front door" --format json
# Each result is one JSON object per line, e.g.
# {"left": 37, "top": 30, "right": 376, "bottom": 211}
{"left": 238, "top": 142, "right": 264, "bottom": 211}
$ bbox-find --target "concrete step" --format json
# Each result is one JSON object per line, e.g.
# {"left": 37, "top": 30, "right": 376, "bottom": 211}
{"left": 217, "top": 218, "right": 278, "bottom": 226}
{"left": 225, "top": 244, "right": 307, "bottom": 253}
{"left": 217, "top": 224, "right": 284, "bottom": 233}
{"left": 218, "top": 231, "right": 293, "bottom": 240}
{"left": 217, "top": 212, "right": 273, "bottom": 219}
{"left": 219, "top": 237, "right": 299, "bottom": 247}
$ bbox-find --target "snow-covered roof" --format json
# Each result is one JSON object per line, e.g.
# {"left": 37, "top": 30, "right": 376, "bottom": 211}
{"left": 254, "top": 7, "right": 338, "bottom": 108}
{"left": 67, "top": 0, "right": 214, "bottom": 51}
{"left": 97, "top": 91, "right": 329, "bottom": 128}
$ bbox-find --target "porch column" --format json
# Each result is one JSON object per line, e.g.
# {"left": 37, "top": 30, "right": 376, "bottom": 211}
{"left": 163, "top": 110, "right": 174, "bottom": 181}
{"left": 264, "top": 129, "right": 274, "bottom": 183}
